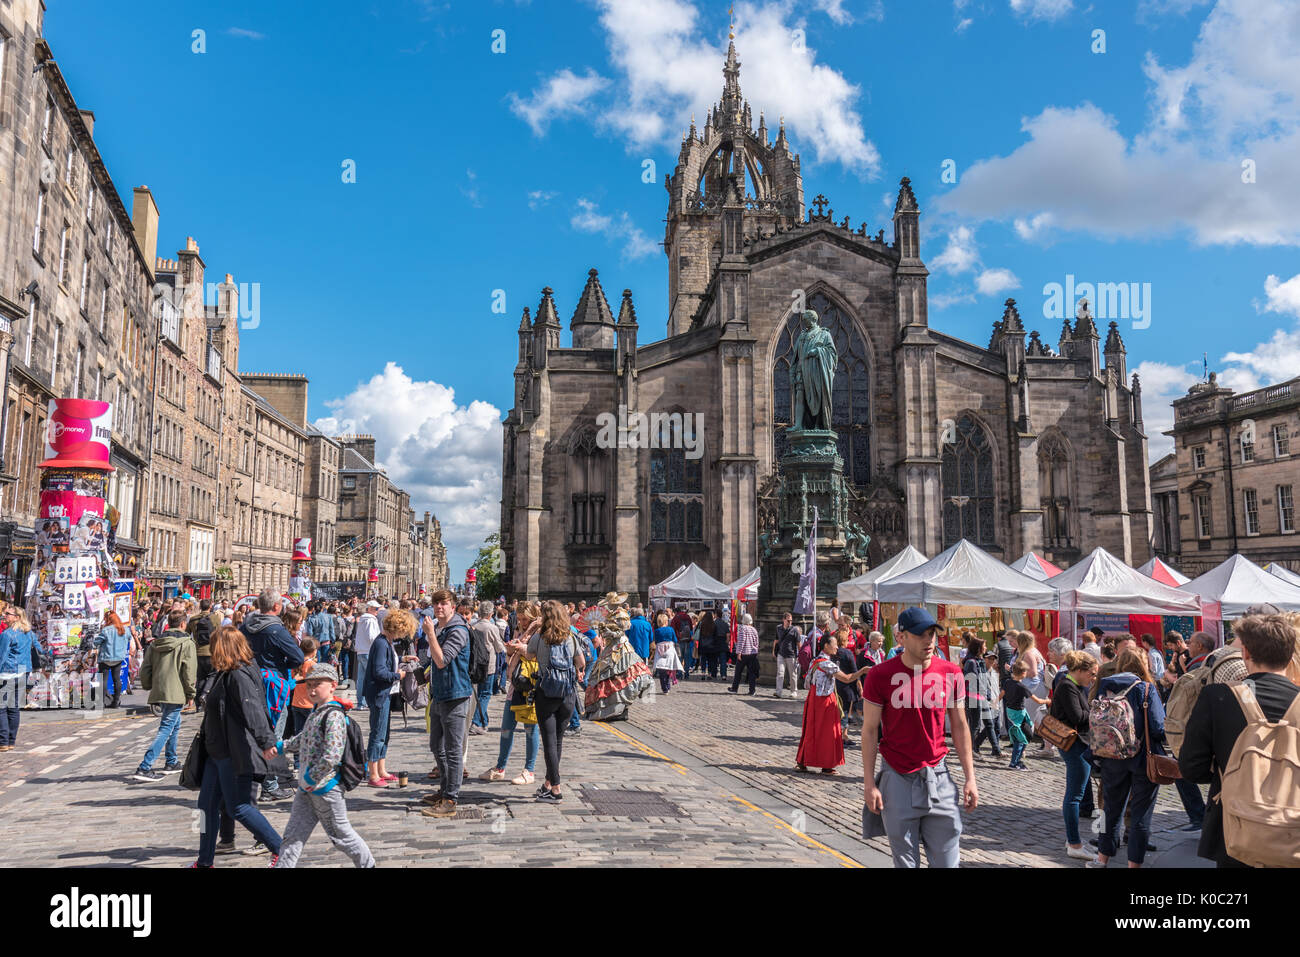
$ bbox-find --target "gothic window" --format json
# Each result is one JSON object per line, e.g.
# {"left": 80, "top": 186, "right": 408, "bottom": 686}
{"left": 1039, "top": 435, "right": 1072, "bottom": 547}
{"left": 941, "top": 415, "right": 997, "bottom": 548}
{"left": 569, "top": 431, "right": 608, "bottom": 546}
{"left": 772, "top": 292, "right": 872, "bottom": 485}
{"left": 650, "top": 448, "right": 703, "bottom": 543}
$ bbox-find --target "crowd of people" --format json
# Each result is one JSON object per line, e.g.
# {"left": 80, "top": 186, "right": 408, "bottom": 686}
{"left": 6, "top": 585, "right": 1299, "bottom": 871}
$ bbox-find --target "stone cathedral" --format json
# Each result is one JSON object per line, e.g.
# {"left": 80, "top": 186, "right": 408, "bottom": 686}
{"left": 499, "top": 42, "right": 1153, "bottom": 602}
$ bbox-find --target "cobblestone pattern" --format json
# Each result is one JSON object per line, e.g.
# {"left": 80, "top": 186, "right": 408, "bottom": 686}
{"left": 621, "top": 675, "right": 1199, "bottom": 867}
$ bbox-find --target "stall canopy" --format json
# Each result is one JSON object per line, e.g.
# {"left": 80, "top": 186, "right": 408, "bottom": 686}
{"left": 1052, "top": 547, "right": 1201, "bottom": 616}
{"left": 874, "top": 540, "right": 1059, "bottom": 609}
{"left": 648, "top": 563, "right": 731, "bottom": 600}
{"left": 1179, "top": 554, "right": 1300, "bottom": 619}
{"left": 1009, "top": 552, "right": 1063, "bottom": 581}
{"left": 1136, "top": 556, "right": 1191, "bottom": 587}
{"left": 837, "top": 545, "right": 928, "bottom": 603}
{"left": 1264, "top": 562, "right": 1300, "bottom": 589}
{"left": 728, "top": 567, "right": 761, "bottom": 602}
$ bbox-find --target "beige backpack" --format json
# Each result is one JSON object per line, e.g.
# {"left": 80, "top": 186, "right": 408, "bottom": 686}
{"left": 1166, "top": 647, "right": 1245, "bottom": 757}
{"left": 1217, "top": 681, "right": 1300, "bottom": 868}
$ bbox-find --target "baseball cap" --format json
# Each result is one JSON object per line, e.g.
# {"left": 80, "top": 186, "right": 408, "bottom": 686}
{"left": 366, "top": 600, "right": 381, "bottom": 609}
{"left": 897, "top": 606, "right": 941, "bottom": 636}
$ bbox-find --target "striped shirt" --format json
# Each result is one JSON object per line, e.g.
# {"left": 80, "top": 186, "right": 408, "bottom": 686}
{"left": 734, "top": 624, "right": 760, "bottom": 656}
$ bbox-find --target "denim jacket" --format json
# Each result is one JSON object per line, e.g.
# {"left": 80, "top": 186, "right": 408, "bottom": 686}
{"left": 429, "top": 615, "right": 472, "bottom": 702}
{"left": 0, "top": 627, "right": 38, "bottom": 675}
{"left": 93, "top": 625, "right": 132, "bottom": 664}
{"left": 306, "top": 611, "right": 336, "bottom": 644}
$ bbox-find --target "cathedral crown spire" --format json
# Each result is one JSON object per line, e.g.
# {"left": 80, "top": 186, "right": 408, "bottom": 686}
{"left": 720, "top": 39, "right": 743, "bottom": 118}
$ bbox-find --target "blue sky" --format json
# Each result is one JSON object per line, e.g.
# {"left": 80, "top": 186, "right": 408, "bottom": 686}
{"left": 47, "top": 0, "right": 1300, "bottom": 579}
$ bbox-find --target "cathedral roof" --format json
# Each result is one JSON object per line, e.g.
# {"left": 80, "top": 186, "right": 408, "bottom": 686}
{"left": 535, "top": 286, "right": 560, "bottom": 328}
{"left": 617, "top": 288, "right": 638, "bottom": 326}
{"left": 570, "top": 268, "right": 614, "bottom": 330}
{"left": 1104, "top": 320, "right": 1126, "bottom": 354}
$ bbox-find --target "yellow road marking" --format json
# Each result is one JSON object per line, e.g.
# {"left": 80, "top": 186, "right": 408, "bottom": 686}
{"left": 593, "top": 721, "right": 861, "bottom": 867}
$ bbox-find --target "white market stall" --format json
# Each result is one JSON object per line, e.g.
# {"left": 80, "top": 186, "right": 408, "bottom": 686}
{"left": 838, "top": 545, "right": 928, "bottom": 603}
{"left": 1264, "top": 562, "right": 1300, "bottom": 589}
{"left": 648, "top": 563, "right": 732, "bottom": 609}
{"left": 1179, "top": 555, "right": 1300, "bottom": 636}
{"left": 728, "top": 567, "right": 761, "bottom": 602}
{"left": 1051, "top": 547, "right": 1202, "bottom": 643}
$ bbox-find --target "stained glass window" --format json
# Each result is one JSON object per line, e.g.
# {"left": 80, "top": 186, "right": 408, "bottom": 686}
{"left": 941, "top": 416, "right": 997, "bottom": 548}
{"left": 772, "top": 292, "right": 872, "bottom": 485}
{"left": 650, "top": 448, "right": 704, "bottom": 543}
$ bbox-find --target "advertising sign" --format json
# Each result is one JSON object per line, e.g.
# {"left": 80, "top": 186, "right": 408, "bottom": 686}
{"left": 40, "top": 399, "right": 114, "bottom": 470}
{"left": 292, "top": 538, "right": 312, "bottom": 561}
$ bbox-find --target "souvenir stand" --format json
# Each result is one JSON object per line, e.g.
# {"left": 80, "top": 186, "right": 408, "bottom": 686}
{"left": 1178, "top": 554, "right": 1300, "bottom": 642}
{"left": 873, "top": 540, "right": 1060, "bottom": 659}
{"left": 1049, "top": 547, "right": 1202, "bottom": 648}
{"left": 24, "top": 399, "right": 128, "bottom": 710}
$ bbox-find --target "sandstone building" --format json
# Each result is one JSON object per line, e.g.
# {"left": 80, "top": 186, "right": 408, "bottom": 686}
{"left": 1153, "top": 373, "right": 1300, "bottom": 576}
{"left": 500, "top": 42, "right": 1153, "bottom": 601}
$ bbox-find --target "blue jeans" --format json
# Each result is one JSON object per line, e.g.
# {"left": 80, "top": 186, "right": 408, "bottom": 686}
{"left": 680, "top": 641, "right": 695, "bottom": 676}
{"left": 495, "top": 697, "right": 539, "bottom": 772}
{"left": 195, "top": 756, "right": 281, "bottom": 866}
{"left": 1061, "top": 740, "right": 1093, "bottom": 845}
{"left": 473, "top": 681, "right": 493, "bottom": 728}
{"left": 338, "top": 653, "right": 350, "bottom": 682}
{"left": 262, "top": 703, "right": 290, "bottom": 792}
{"left": 356, "top": 653, "right": 370, "bottom": 707}
{"left": 139, "top": 703, "right": 183, "bottom": 771}
{"left": 367, "top": 694, "right": 392, "bottom": 764}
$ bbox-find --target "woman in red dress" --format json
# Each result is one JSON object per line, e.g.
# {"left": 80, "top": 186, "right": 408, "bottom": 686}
{"left": 797, "top": 633, "right": 868, "bottom": 774}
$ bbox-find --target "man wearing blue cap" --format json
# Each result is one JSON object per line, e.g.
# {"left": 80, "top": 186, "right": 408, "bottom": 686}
{"left": 861, "top": 606, "right": 977, "bottom": 868}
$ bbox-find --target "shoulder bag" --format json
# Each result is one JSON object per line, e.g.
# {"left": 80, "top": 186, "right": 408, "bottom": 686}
{"left": 1144, "top": 684, "right": 1182, "bottom": 784}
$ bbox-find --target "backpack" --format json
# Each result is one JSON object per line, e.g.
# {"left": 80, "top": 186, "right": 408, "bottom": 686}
{"left": 1217, "top": 682, "right": 1300, "bottom": 868}
{"left": 798, "top": 634, "right": 814, "bottom": 674}
{"left": 322, "top": 702, "right": 366, "bottom": 791}
{"left": 1165, "top": 647, "right": 1245, "bottom": 757}
{"left": 400, "top": 667, "right": 428, "bottom": 710}
{"left": 468, "top": 624, "right": 491, "bottom": 685}
{"left": 1088, "top": 678, "right": 1142, "bottom": 759}
{"left": 538, "top": 636, "right": 576, "bottom": 699}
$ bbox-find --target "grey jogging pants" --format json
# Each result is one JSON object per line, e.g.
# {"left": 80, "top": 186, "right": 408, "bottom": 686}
{"left": 878, "top": 760, "right": 963, "bottom": 868}
{"left": 274, "top": 786, "right": 375, "bottom": 868}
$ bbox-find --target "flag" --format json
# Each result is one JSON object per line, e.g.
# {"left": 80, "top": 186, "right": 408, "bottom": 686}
{"left": 793, "top": 506, "right": 818, "bottom": 615}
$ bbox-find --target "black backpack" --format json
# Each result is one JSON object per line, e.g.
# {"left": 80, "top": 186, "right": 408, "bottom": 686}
{"left": 322, "top": 702, "right": 366, "bottom": 791}
{"left": 468, "top": 623, "right": 491, "bottom": 685}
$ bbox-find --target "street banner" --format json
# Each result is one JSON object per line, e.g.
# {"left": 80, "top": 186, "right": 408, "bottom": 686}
{"left": 40, "top": 398, "right": 114, "bottom": 470}
{"left": 793, "top": 506, "right": 818, "bottom": 616}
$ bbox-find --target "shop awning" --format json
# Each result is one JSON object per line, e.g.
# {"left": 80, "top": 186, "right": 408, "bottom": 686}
{"left": 874, "top": 540, "right": 1059, "bottom": 609}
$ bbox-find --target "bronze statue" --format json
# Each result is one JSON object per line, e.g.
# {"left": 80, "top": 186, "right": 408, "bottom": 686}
{"left": 791, "top": 309, "right": 837, "bottom": 431}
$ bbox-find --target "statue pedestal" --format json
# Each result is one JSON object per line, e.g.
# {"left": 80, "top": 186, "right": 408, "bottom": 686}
{"left": 756, "top": 430, "right": 869, "bottom": 679}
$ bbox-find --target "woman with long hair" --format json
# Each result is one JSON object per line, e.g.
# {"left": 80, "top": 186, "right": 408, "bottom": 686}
{"left": 1089, "top": 648, "right": 1167, "bottom": 869}
{"left": 92, "top": 610, "right": 133, "bottom": 708}
{"left": 0, "top": 607, "right": 38, "bottom": 750}
{"left": 796, "top": 632, "right": 867, "bottom": 774}
{"left": 481, "top": 601, "right": 544, "bottom": 785}
{"left": 695, "top": 609, "right": 715, "bottom": 678}
{"left": 526, "top": 600, "right": 585, "bottom": 802}
{"left": 192, "top": 626, "right": 283, "bottom": 867}
{"left": 1052, "top": 650, "right": 1099, "bottom": 861}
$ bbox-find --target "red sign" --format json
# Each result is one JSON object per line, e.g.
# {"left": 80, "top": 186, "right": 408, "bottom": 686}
{"left": 40, "top": 398, "right": 114, "bottom": 470}
{"left": 466, "top": 568, "right": 477, "bottom": 583}
{"left": 292, "top": 537, "right": 312, "bottom": 561}
{"left": 367, "top": 567, "right": 379, "bottom": 582}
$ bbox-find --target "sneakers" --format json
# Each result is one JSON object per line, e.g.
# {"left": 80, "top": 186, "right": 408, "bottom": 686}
{"left": 188, "top": 861, "right": 214, "bottom": 868}
{"left": 480, "top": 768, "right": 506, "bottom": 782}
{"left": 0, "top": 745, "right": 14, "bottom": 752}
{"left": 259, "top": 788, "right": 291, "bottom": 802}
{"left": 1066, "top": 843, "right": 1095, "bottom": 861}
{"left": 242, "top": 842, "right": 270, "bottom": 856}
{"left": 1009, "top": 763, "right": 1029, "bottom": 772}
{"left": 467, "top": 726, "right": 486, "bottom": 736}
{"left": 1085, "top": 858, "right": 1108, "bottom": 868}
{"left": 214, "top": 840, "right": 238, "bottom": 855}
{"left": 131, "top": 769, "right": 164, "bottom": 783}
{"left": 421, "top": 792, "right": 446, "bottom": 807}
{"left": 536, "top": 788, "right": 563, "bottom": 803}
{"left": 161, "top": 763, "right": 182, "bottom": 775}
{"left": 511, "top": 770, "right": 536, "bottom": 785}
{"left": 422, "top": 799, "right": 457, "bottom": 818}
{"left": 268, "top": 854, "right": 279, "bottom": 867}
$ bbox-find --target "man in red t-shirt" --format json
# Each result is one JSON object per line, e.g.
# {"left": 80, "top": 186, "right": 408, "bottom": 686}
{"left": 862, "top": 606, "right": 977, "bottom": 867}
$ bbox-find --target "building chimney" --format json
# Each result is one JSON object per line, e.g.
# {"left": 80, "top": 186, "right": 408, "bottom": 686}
{"left": 131, "top": 186, "right": 160, "bottom": 271}
{"left": 79, "top": 110, "right": 95, "bottom": 137}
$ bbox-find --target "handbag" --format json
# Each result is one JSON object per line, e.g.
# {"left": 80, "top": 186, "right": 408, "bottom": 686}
{"left": 179, "top": 730, "right": 207, "bottom": 791}
{"left": 1036, "top": 713, "right": 1078, "bottom": 751}
{"left": 1143, "top": 685, "right": 1182, "bottom": 784}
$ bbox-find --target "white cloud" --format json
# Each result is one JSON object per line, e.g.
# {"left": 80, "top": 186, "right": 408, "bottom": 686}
{"left": 460, "top": 168, "right": 481, "bottom": 208}
{"left": 315, "top": 363, "right": 503, "bottom": 577}
{"left": 1136, "top": 359, "right": 1201, "bottom": 460}
{"left": 226, "top": 27, "right": 266, "bottom": 39}
{"left": 1260, "top": 272, "right": 1300, "bottom": 318}
{"left": 955, "top": 17, "right": 973, "bottom": 31}
{"left": 975, "top": 267, "right": 1021, "bottom": 296}
{"left": 570, "top": 198, "right": 658, "bottom": 259}
{"left": 1013, "top": 212, "right": 1054, "bottom": 241}
{"left": 812, "top": 0, "right": 854, "bottom": 24}
{"left": 930, "top": 290, "right": 977, "bottom": 310}
{"left": 511, "top": 0, "right": 880, "bottom": 175}
{"left": 1009, "top": 0, "right": 1073, "bottom": 20}
{"left": 1220, "top": 329, "right": 1300, "bottom": 393}
{"left": 939, "top": 0, "right": 1300, "bottom": 248}
{"left": 507, "top": 68, "right": 611, "bottom": 135}
{"left": 931, "top": 225, "right": 980, "bottom": 274}
{"left": 1137, "top": 0, "right": 1211, "bottom": 16}
{"left": 527, "top": 189, "right": 558, "bottom": 210}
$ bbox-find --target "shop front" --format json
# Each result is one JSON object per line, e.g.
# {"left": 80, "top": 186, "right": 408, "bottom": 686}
{"left": 0, "top": 525, "right": 36, "bottom": 604}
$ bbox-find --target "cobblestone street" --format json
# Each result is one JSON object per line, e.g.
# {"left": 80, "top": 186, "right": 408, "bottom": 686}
{"left": 0, "top": 673, "right": 1210, "bottom": 868}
